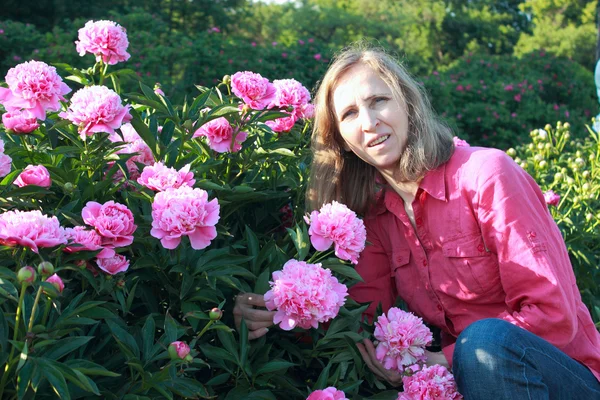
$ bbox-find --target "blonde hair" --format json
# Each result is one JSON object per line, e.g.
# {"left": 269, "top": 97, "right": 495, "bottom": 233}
{"left": 306, "top": 44, "right": 454, "bottom": 216}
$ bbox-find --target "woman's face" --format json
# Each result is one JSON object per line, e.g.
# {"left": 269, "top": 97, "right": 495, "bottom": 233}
{"left": 332, "top": 63, "right": 409, "bottom": 177}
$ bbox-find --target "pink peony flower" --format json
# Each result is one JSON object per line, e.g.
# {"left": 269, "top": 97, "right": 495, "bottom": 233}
{"left": 314, "top": 53, "right": 322, "bottom": 61}
{"left": 0, "top": 61, "right": 71, "bottom": 120}
{"left": 307, "top": 387, "right": 348, "bottom": 400}
{"left": 270, "top": 79, "right": 311, "bottom": 115}
{"left": 75, "top": 20, "right": 130, "bottom": 65}
{"left": 151, "top": 186, "right": 220, "bottom": 250}
{"left": 64, "top": 226, "right": 115, "bottom": 257}
{"left": 305, "top": 201, "right": 367, "bottom": 264}
{"left": 96, "top": 253, "right": 129, "bottom": 275}
{"left": 168, "top": 341, "right": 191, "bottom": 359}
{"left": 0, "top": 153, "right": 12, "bottom": 178}
{"left": 2, "top": 110, "right": 39, "bottom": 133}
{"left": 109, "top": 123, "right": 154, "bottom": 180}
{"left": 45, "top": 274, "right": 65, "bottom": 294}
{"left": 59, "top": 85, "right": 132, "bottom": 139}
{"left": 231, "top": 71, "right": 277, "bottom": 110}
{"left": 0, "top": 210, "right": 66, "bottom": 253}
{"left": 193, "top": 117, "right": 248, "bottom": 153}
{"left": 374, "top": 307, "right": 433, "bottom": 373}
{"left": 264, "top": 259, "right": 348, "bottom": 330}
{"left": 14, "top": 165, "right": 52, "bottom": 188}
{"left": 299, "top": 103, "right": 315, "bottom": 119}
{"left": 82, "top": 201, "right": 137, "bottom": 248}
{"left": 397, "top": 365, "right": 463, "bottom": 400}
{"left": 452, "top": 137, "right": 469, "bottom": 147}
{"left": 137, "top": 162, "right": 195, "bottom": 191}
{"left": 265, "top": 114, "right": 298, "bottom": 133}
{"left": 543, "top": 190, "right": 560, "bottom": 207}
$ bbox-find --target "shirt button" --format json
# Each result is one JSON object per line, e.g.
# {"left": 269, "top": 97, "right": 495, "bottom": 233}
{"left": 477, "top": 244, "right": 485, "bottom": 252}
{"left": 422, "top": 259, "right": 428, "bottom": 267}
{"left": 437, "top": 304, "right": 443, "bottom": 311}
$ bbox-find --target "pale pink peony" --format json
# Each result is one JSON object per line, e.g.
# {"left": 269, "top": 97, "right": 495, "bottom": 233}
{"left": 231, "top": 71, "right": 277, "bottom": 110}
{"left": 299, "top": 103, "right": 315, "bottom": 119}
{"left": 109, "top": 123, "right": 154, "bottom": 180}
{"left": 59, "top": 85, "right": 132, "bottom": 139}
{"left": 64, "top": 226, "right": 115, "bottom": 258}
{"left": 193, "top": 117, "right": 248, "bottom": 153}
{"left": 0, "top": 60, "right": 71, "bottom": 120}
{"left": 137, "top": 162, "right": 195, "bottom": 191}
{"left": 75, "top": 20, "right": 130, "bottom": 65}
{"left": 397, "top": 365, "right": 463, "bottom": 400}
{"left": 0, "top": 210, "right": 66, "bottom": 253}
{"left": 168, "top": 341, "right": 191, "bottom": 359}
{"left": 452, "top": 137, "right": 469, "bottom": 147}
{"left": 543, "top": 190, "right": 560, "bottom": 207}
{"left": 150, "top": 186, "right": 220, "bottom": 250}
{"left": 374, "top": 308, "right": 433, "bottom": 373}
{"left": 2, "top": 110, "right": 39, "bottom": 133}
{"left": 96, "top": 253, "right": 130, "bottom": 275}
{"left": 264, "top": 259, "right": 348, "bottom": 330}
{"left": 45, "top": 273, "right": 65, "bottom": 294}
{"left": 81, "top": 201, "right": 137, "bottom": 248}
{"left": 0, "top": 140, "right": 12, "bottom": 178}
{"left": 14, "top": 165, "right": 52, "bottom": 188}
{"left": 266, "top": 114, "right": 298, "bottom": 133}
{"left": 305, "top": 201, "right": 367, "bottom": 264}
{"left": 306, "top": 387, "right": 348, "bottom": 400}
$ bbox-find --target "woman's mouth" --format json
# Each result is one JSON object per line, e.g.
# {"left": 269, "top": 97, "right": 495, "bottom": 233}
{"left": 368, "top": 135, "right": 390, "bottom": 147}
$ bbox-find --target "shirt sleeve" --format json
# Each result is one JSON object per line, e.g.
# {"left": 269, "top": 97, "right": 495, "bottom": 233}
{"left": 348, "top": 221, "right": 396, "bottom": 323}
{"left": 472, "top": 150, "right": 578, "bottom": 347}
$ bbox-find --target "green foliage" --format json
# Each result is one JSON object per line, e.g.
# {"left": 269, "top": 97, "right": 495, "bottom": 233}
{"left": 425, "top": 52, "right": 597, "bottom": 149}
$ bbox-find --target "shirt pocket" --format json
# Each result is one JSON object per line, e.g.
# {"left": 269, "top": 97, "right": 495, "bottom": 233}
{"left": 390, "top": 248, "right": 415, "bottom": 303}
{"left": 442, "top": 233, "right": 498, "bottom": 294}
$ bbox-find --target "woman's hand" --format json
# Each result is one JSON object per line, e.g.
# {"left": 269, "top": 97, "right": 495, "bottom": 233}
{"left": 233, "top": 292, "right": 276, "bottom": 340}
{"left": 356, "top": 339, "right": 403, "bottom": 387}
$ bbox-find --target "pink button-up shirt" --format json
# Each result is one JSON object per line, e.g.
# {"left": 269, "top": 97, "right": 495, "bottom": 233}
{"left": 349, "top": 146, "right": 600, "bottom": 381}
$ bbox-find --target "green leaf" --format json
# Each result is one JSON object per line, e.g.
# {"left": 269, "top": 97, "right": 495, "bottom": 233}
{"left": 106, "top": 319, "right": 140, "bottom": 359}
{"left": 17, "top": 360, "right": 34, "bottom": 400}
{"left": 320, "top": 259, "right": 364, "bottom": 282}
{"left": 286, "top": 224, "right": 310, "bottom": 261}
{"left": 129, "top": 109, "right": 159, "bottom": 159}
{"left": 142, "top": 315, "right": 155, "bottom": 362}
{"left": 36, "top": 358, "right": 71, "bottom": 400}
{"left": 239, "top": 319, "right": 248, "bottom": 369}
{"left": 0, "top": 308, "right": 8, "bottom": 352}
{"left": 254, "top": 360, "right": 296, "bottom": 376}
{"left": 42, "top": 336, "right": 94, "bottom": 361}
{"left": 217, "top": 329, "right": 239, "bottom": 363}
{"left": 65, "top": 359, "right": 120, "bottom": 377}
{"left": 315, "top": 362, "right": 333, "bottom": 389}
{"left": 366, "top": 390, "right": 400, "bottom": 399}
{"left": 164, "top": 313, "right": 179, "bottom": 344}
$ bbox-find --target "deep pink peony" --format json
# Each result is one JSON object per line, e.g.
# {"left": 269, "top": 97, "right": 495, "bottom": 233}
{"left": 151, "top": 186, "right": 220, "bottom": 250}
{"left": 75, "top": 20, "right": 130, "bottom": 65}
{"left": 193, "top": 117, "right": 248, "bottom": 153}
{"left": 544, "top": 190, "right": 560, "bottom": 207}
{"left": 266, "top": 114, "right": 298, "bottom": 133}
{"left": 59, "top": 85, "right": 132, "bottom": 139}
{"left": 452, "top": 137, "right": 469, "bottom": 147}
{"left": 0, "top": 60, "right": 71, "bottom": 120}
{"left": 2, "top": 110, "right": 39, "bottom": 133}
{"left": 231, "top": 71, "right": 277, "bottom": 110}
{"left": 264, "top": 259, "right": 348, "bottom": 330}
{"left": 137, "top": 162, "right": 195, "bottom": 191}
{"left": 96, "top": 253, "right": 130, "bottom": 275}
{"left": 306, "top": 387, "right": 348, "bottom": 400}
{"left": 109, "top": 123, "right": 154, "bottom": 180}
{"left": 64, "top": 226, "right": 115, "bottom": 258}
{"left": 14, "top": 165, "right": 52, "bottom": 188}
{"left": 270, "top": 78, "right": 311, "bottom": 117}
{"left": 0, "top": 210, "right": 66, "bottom": 253}
{"left": 374, "top": 308, "right": 433, "bottom": 373}
{"left": 82, "top": 201, "right": 137, "bottom": 248}
{"left": 45, "top": 273, "right": 65, "bottom": 294}
{"left": 0, "top": 140, "right": 13, "bottom": 178}
{"left": 305, "top": 201, "right": 367, "bottom": 264}
{"left": 397, "top": 365, "right": 463, "bottom": 400}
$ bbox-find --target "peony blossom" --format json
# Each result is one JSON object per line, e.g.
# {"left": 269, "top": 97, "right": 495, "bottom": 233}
{"left": 108, "top": 123, "right": 154, "bottom": 180}
{"left": 0, "top": 60, "right": 71, "bottom": 120}
{"left": 14, "top": 165, "right": 52, "bottom": 188}
{"left": 264, "top": 259, "right": 348, "bottom": 330}
{"left": 231, "top": 71, "right": 277, "bottom": 110}
{"left": 543, "top": 190, "right": 560, "bottom": 207}
{"left": 397, "top": 365, "right": 463, "bottom": 400}
{"left": 0, "top": 210, "right": 66, "bottom": 253}
{"left": 452, "top": 137, "right": 469, "bottom": 147}
{"left": 270, "top": 79, "right": 311, "bottom": 118}
{"left": 305, "top": 201, "right": 367, "bottom": 264}
{"left": 82, "top": 201, "right": 137, "bottom": 248}
{"left": 2, "top": 110, "right": 39, "bottom": 133}
{"left": 59, "top": 85, "right": 132, "bottom": 139}
{"left": 137, "top": 162, "right": 195, "bottom": 191}
{"left": 306, "top": 387, "right": 348, "bottom": 400}
{"left": 374, "top": 308, "right": 433, "bottom": 373}
{"left": 75, "top": 20, "right": 130, "bottom": 65}
{"left": 96, "top": 253, "right": 130, "bottom": 275}
{"left": 0, "top": 139, "right": 13, "bottom": 178}
{"left": 266, "top": 114, "right": 298, "bottom": 133}
{"left": 151, "top": 186, "right": 220, "bottom": 250}
{"left": 64, "top": 226, "right": 115, "bottom": 258}
{"left": 168, "top": 341, "right": 191, "bottom": 360}
{"left": 193, "top": 117, "right": 247, "bottom": 153}
{"left": 45, "top": 274, "right": 65, "bottom": 294}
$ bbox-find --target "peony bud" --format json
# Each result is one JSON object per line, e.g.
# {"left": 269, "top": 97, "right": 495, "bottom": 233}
{"left": 115, "top": 279, "right": 126, "bottom": 289}
{"left": 17, "top": 266, "right": 36, "bottom": 285}
{"left": 45, "top": 274, "right": 64, "bottom": 294}
{"left": 37, "top": 261, "right": 54, "bottom": 276}
{"left": 168, "top": 341, "right": 190, "bottom": 360}
{"left": 563, "top": 122, "right": 570, "bottom": 129}
{"left": 209, "top": 307, "right": 223, "bottom": 321}
{"left": 538, "top": 160, "right": 547, "bottom": 168}
{"left": 544, "top": 124, "right": 552, "bottom": 131}
{"left": 506, "top": 148, "right": 516, "bottom": 158}
{"left": 222, "top": 75, "right": 231, "bottom": 85}
{"left": 64, "top": 182, "right": 74, "bottom": 192}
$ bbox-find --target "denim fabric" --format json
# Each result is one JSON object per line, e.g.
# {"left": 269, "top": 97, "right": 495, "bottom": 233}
{"left": 453, "top": 318, "right": 600, "bottom": 399}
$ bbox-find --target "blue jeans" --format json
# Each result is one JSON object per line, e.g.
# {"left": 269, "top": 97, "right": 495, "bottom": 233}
{"left": 452, "top": 318, "right": 600, "bottom": 399}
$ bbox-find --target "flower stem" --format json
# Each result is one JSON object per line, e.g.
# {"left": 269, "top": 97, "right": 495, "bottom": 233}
{"left": 0, "top": 283, "right": 27, "bottom": 398}
{"left": 196, "top": 320, "right": 214, "bottom": 340}
{"left": 27, "top": 286, "right": 44, "bottom": 332}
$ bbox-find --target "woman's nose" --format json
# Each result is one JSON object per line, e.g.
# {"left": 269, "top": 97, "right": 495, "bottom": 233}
{"left": 360, "top": 110, "right": 379, "bottom": 132}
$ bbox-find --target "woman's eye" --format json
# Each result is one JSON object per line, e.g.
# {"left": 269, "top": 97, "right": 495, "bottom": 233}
{"left": 341, "top": 110, "right": 356, "bottom": 120}
{"left": 374, "top": 97, "right": 388, "bottom": 104}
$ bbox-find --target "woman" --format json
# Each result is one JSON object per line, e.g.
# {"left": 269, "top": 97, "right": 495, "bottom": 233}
{"left": 234, "top": 45, "right": 600, "bottom": 398}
